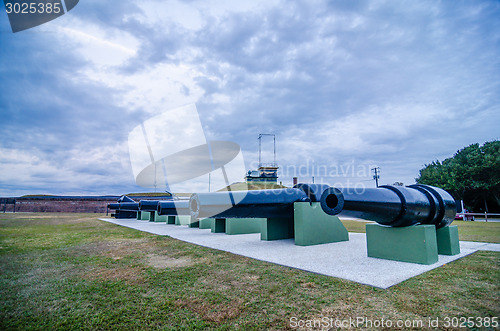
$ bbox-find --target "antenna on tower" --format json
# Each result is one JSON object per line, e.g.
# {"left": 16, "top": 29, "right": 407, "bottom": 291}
{"left": 258, "top": 133, "right": 276, "bottom": 167}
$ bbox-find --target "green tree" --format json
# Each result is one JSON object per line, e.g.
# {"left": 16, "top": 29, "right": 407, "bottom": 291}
{"left": 416, "top": 140, "right": 500, "bottom": 212}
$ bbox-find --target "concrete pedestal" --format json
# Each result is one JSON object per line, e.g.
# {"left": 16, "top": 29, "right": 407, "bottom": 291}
{"left": 199, "top": 218, "right": 212, "bottom": 229}
{"left": 260, "top": 202, "right": 350, "bottom": 245}
{"left": 175, "top": 215, "right": 191, "bottom": 225}
{"left": 294, "top": 202, "right": 348, "bottom": 246}
{"left": 436, "top": 225, "right": 460, "bottom": 255}
{"left": 188, "top": 216, "right": 200, "bottom": 228}
{"left": 153, "top": 212, "right": 167, "bottom": 222}
{"left": 366, "top": 224, "right": 438, "bottom": 265}
{"left": 166, "top": 216, "right": 176, "bottom": 224}
{"left": 261, "top": 217, "right": 294, "bottom": 241}
{"left": 226, "top": 218, "right": 265, "bottom": 235}
{"left": 211, "top": 218, "right": 226, "bottom": 233}
{"left": 140, "top": 211, "right": 150, "bottom": 221}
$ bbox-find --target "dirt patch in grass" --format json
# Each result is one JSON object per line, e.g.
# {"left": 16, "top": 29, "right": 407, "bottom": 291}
{"left": 175, "top": 297, "right": 243, "bottom": 322}
{"left": 81, "top": 266, "right": 146, "bottom": 284}
{"left": 72, "top": 238, "right": 153, "bottom": 260}
{"left": 145, "top": 254, "right": 194, "bottom": 268}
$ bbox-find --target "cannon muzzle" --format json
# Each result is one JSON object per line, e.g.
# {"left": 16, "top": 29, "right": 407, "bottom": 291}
{"left": 292, "top": 184, "right": 344, "bottom": 216}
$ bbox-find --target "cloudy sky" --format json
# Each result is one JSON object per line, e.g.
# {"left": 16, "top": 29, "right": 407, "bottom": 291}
{"left": 1, "top": 0, "right": 499, "bottom": 196}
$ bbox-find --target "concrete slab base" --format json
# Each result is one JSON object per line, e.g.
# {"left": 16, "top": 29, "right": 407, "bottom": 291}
{"left": 100, "top": 218, "right": 499, "bottom": 289}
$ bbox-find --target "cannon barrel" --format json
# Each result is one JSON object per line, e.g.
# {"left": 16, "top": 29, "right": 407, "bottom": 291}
{"left": 139, "top": 200, "right": 160, "bottom": 211}
{"left": 107, "top": 203, "right": 120, "bottom": 210}
{"left": 157, "top": 200, "right": 190, "bottom": 216}
{"left": 190, "top": 188, "right": 308, "bottom": 219}
{"left": 107, "top": 202, "right": 138, "bottom": 211}
{"left": 106, "top": 202, "right": 139, "bottom": 214}
{"left": 189, "top": 186, "right": 344, "bottom": 219}
{"left": 339, "top": 184, "right": 456, "bottom": 228}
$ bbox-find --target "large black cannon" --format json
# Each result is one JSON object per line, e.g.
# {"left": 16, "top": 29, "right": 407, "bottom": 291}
{"left": 190, "top": 186, "right": 344, "bottom": 219}
{"left": 189, "top": 183, "right": 455, "bottom": 228}
{"left": 107, "top": 202, "right": 139, "bottom": 211}
{"left": 107, "top": 196, "right": 139, "bottom": 219}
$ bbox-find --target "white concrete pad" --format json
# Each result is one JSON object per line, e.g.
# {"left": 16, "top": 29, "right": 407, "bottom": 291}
{"left": 100, "top": 218, "right": 498, "bottom": 289}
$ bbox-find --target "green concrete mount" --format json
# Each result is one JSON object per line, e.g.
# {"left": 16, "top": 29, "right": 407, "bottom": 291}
{"left": 136, "top": 211, "right": 142, "bottom": 220}
{"left": 166, "top": 216, "right": 176, "bottom": 224}
{"left": 366, "top": 224, "right": 438, "bottom": 265}
{"left": 199, "top": 218, "right": 212, "bottom": 229}
{"left": 153, "top": 212, "right": 167, "bottom": 222}
{"left": 225, "top": 218, "right": 265, "bottom": 235}
{"left": 261, "top": 217, "right": 293, "bottom": 240}
{"left": 260, "top": 202, "right": 349, "bottom": 245}
{"left": 436, "top": 225, "right": 460, "bottom": 255}
{"left": 211, "top": 218, "right": 226, "bottom": 233}
{"left": 140, "top": 211, "right": 150, "bottom": 221}
{"left": 175, "top": 215, "right": 191, "bottom": 226}
{"left": 293, "top": 202, "right": 349, "bottom": 246}
{"left": 188, "top": 216, "right": 200, "bottom": 228}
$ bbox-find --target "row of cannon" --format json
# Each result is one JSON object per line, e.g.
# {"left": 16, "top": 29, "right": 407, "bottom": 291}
{"left": 108, "top": 184, "right": 456, "bottom": 228}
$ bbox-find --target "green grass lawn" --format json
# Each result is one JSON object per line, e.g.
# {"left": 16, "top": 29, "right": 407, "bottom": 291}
{"left": 1, "top": 213, "right": 499, "bottom": 330}
{"left": 341, "top": 219, "right": 500, "bottom": 243}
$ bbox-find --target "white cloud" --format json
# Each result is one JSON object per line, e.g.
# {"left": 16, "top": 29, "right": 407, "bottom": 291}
{"left": 1, "top": 0, "right": 499, "bottom": 195}
{"left": 56, "top": 19, "right": 140, "bottom": 67}
{"left": 0, "top": 144, "right": 135, "bottom": 196}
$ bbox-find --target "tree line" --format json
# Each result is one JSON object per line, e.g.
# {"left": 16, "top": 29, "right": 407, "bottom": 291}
{"left": 416, "top": 140, "right": 500, "bottom": 213}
